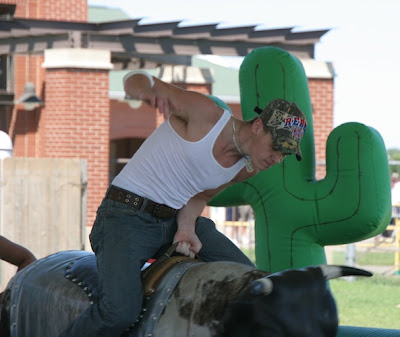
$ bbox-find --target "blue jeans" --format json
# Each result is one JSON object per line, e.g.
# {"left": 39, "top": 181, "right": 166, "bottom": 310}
{"left": 59, "top": 193, "right": 254, "bottom": 337}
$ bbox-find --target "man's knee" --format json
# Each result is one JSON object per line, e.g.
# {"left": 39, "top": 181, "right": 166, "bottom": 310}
{"left": 196, "top": 216, "right": 216, "bottom": 231}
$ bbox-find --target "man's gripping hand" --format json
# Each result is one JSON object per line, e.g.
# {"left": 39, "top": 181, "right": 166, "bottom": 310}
{"left": 173, "top": 231, "right": 202, "bottom": 259}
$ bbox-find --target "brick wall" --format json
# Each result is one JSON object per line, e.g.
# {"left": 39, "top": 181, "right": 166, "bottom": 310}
{"left": 3, "top": 0, "right": 108, "bottom": 229}
{"left": 10, "top": 54, "right": 45, "bottom": 157}
{"left": 309, "top": 78, "right": 335, "bottom": 180}
{"left": 5, "top": 0, "right": 89, "bottom": 156}
{"left": 3, "top": 0, "right": 87, "bottom": 21}
{"left": 43, "top": 69, "right": 110, "bottom": 227}
{"left": 2, "top": 0, "right": 334, "bottom": 233}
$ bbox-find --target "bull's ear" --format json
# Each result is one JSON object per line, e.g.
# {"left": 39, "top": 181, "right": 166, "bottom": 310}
{"left": 249, "top": 277, "right": 273, "bottom": 295}
{"left": 319, "top": 265, "right": 373, "bottom": 280}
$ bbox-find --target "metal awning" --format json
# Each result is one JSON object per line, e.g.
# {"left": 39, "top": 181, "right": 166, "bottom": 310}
{"left": 0, "top": 17, "right": 329, "bottom": 67}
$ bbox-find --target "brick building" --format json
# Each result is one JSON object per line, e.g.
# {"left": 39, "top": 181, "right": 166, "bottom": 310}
{"left": 0, "top": 0, "right": 334, "bottom": 238}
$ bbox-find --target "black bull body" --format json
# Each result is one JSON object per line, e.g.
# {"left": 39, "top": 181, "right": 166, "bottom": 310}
{"left": 0, "top": 250, "right": 371, "bottom": 337}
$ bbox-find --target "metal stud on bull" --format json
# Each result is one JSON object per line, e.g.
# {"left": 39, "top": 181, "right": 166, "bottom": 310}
{"left": 248, "top": 265, "right": 372, "bottom": 295}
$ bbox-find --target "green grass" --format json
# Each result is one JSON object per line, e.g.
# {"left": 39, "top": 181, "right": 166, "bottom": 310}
{"left": 244, "top": 249, "right": 396, "bottom": 268}
{"left": 242, "top": 247, "right": 400, "bottom": 329}
{"left": 333, "top": 251, "right": 395, "bottom": 266}
{"left": 330, "top": 275, "right": 400, "bottom": 329}
{"left": 242, "top": 248, "right": 400, "bottom": 330}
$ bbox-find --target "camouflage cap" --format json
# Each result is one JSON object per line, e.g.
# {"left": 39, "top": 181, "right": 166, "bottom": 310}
{"left": 255, "top": 99, "right": 307, "bottom": 161}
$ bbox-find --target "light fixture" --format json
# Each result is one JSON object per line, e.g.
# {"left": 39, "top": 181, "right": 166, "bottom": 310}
{"left": 16, "top": 82, "right": 44, "bottom": 111}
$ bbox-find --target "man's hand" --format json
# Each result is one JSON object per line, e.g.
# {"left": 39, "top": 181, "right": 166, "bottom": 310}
{"left": 173, "top": 230, "right": 202, "bottom": 259}
{"left": 124, "top": 73, "right": 176, "bottom": 119}
{"left": 142, "top": 93, "right": 174, "bottom": 119}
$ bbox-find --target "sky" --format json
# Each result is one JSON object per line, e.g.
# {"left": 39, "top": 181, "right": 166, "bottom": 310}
{"left": 88, "top": 0, "right": 400, "bottom": 149}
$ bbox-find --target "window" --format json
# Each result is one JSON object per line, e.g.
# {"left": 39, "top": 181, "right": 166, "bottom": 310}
{"left": 0, "top": 55, "right": 14, "bottom": 132}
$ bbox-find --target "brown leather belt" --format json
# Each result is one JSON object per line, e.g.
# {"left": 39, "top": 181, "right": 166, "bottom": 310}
{"left": 106, "top": 185, "right": 178, "bottom": 219}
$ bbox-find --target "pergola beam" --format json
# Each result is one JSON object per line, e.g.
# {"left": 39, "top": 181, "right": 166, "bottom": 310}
{"left": 0, "top": 17, "right": 328, "bottom": 60}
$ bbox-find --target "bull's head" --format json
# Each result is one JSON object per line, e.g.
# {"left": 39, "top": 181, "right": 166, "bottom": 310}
{"left": 221, "top": 265, "right": 372, "bottom": 337}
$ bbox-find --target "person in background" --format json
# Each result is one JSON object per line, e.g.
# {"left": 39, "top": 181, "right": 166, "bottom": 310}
{"left": 0, "top": 235, "right": 36, "bottom": 300}
{"left": 60, "top": 70, "right": 307, "bottom": 337}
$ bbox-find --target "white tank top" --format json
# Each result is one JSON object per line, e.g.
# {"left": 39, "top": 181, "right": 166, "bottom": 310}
{"left": 112, "top": 109, "right": 245, "bottom": 209}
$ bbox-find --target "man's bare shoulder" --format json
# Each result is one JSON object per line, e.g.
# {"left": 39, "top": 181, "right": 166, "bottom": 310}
{"left": 186, "top": 96, "right": 224, "bottom": 123}
{"left": 173, "top": 97, "right": 224, "bottom": 141}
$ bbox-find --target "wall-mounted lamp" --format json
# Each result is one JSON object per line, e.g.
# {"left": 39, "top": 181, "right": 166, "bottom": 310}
{"left": 16, "top": 82, "right": 44, "bottom": 111}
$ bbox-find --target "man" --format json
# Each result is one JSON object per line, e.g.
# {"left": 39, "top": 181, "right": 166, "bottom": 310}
{"left": 60, "top": 70, "right": 307, "bottom": 337}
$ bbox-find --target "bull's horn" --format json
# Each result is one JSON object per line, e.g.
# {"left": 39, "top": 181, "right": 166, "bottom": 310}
{"left": 319, "top": 265, "right": 373, "bottom": 280}
{"left": 249, "top": 277, "right": 273, "bottom": 295}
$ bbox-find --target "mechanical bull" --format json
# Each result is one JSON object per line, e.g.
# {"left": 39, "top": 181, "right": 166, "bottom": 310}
{"left": 0, "top": 250, "right": 371, "bottom": 337}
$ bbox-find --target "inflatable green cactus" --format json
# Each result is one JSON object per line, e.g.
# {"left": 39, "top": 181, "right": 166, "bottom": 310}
{"left": 209, "top": 47, "right": 391, "bottom": 272}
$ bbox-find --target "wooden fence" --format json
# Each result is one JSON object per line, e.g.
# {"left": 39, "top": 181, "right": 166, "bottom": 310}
{"left": 0, "top": 157, "right": 87, "bottom": 291}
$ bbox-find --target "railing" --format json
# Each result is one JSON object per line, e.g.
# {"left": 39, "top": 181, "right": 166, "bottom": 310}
{"left": 215, "top": 218, "right": 400, "bottom": 275}
{"left": 215, "top": 220, "right": 255, "bottom": 261}
{"left": 353, "top": 214, "right": 400, "bottom": 275}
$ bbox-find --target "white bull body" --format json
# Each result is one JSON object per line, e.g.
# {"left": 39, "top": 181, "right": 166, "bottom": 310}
{"left": 153, "top": 260, "right": 266, "bottom": 336}
{"left": 0, "top": 250, "right": 370, "bottom": 337}
{"left": 0, "top": 251, "right": 266, "bottom": 337}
